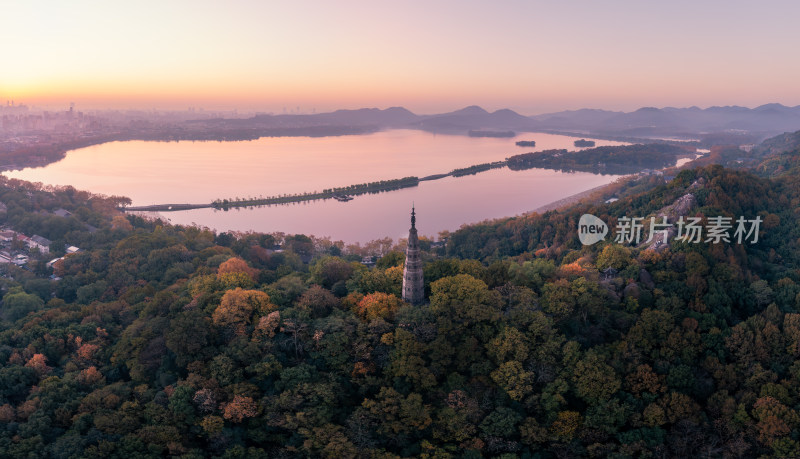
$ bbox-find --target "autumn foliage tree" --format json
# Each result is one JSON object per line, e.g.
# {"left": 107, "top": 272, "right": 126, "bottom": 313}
{"left": 24, "top": 353, "right": 51, "bottom": 377}
{"left": 222, "top": 395, "right": 259, "bottom": 423}
{"left": 354, "top": 292, "right": 402, "bottom": 321}
{"left": 212, "top": 288, "right": 275, "bottom": 335}
{"left": 217, "top": 256, "right": 260, "bottom": 288}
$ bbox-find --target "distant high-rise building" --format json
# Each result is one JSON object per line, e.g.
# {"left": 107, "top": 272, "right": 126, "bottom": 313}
{"left": 402, "top": 205, "right": 424, "bottom": 304}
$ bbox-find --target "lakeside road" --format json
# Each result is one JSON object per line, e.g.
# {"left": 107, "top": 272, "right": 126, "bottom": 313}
{"left": 528, "top": 183, "right": 611, "bottom": 214}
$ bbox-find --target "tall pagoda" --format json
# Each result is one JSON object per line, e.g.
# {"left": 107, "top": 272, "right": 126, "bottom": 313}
{"left": 402, "top": 205, "right": 424, "bottom": 304}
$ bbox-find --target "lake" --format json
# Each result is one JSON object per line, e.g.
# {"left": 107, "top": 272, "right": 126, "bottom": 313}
{"left": 5, "top": 130, "right": 627, "bottom": 243}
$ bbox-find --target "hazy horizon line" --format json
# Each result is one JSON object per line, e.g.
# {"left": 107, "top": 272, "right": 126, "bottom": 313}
{"left": 4, "top": 99, "right": 800, "bottom": 118}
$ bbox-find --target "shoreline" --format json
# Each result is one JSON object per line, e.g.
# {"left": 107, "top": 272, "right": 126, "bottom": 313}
{"left": 528, "top": 183, "right": 612, "bottom": 214}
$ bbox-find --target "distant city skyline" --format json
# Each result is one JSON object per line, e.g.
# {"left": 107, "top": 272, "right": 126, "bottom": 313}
{"left": 3, "top": 0, "right": 800, "bottom": 116}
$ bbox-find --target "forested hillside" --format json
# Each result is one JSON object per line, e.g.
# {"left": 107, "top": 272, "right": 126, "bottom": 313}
{"left": 2, "top": 138, "right": 800, "bottom": 457}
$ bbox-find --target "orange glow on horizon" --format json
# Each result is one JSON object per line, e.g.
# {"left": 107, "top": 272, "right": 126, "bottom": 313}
{"left": 3, "top": 0, "right": 800, "bottom": 115}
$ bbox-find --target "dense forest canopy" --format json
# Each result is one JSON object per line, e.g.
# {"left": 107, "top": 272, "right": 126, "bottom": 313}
{"left": 1, "top": 131, "right": 800, "bottom": 457}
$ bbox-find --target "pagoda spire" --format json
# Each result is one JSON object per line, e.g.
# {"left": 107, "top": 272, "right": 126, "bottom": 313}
{"left": 402, "top": 205, "right": 424, "bottom": 304}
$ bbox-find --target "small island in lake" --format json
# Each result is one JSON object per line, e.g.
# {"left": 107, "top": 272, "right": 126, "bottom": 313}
{"left": 574, "top": 139, "right": 596, "bottom": 147}
{"left": 515, "top": 140, "right": 536, "bottom": 147}
{"left": 468, "top": 129, "right": 515, "bottom": 138}
{"left": 506, "top": 143, "right": 691, "bottom": 174}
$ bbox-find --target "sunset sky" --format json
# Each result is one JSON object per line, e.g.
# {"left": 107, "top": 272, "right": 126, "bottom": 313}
{"left": 3, "top": 0, "right": 800, "bottom": 115}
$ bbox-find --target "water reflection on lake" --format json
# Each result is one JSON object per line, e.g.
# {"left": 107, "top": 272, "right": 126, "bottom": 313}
{"left": 5, "top": 130, "right": 627, "bottom": 243}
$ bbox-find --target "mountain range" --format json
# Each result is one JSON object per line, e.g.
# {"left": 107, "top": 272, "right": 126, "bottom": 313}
{"left": 202, "top": 103, "right": 800, "bottom": 143}
{"left": 531, "top": 103, "right": 800, "bottom": 137}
